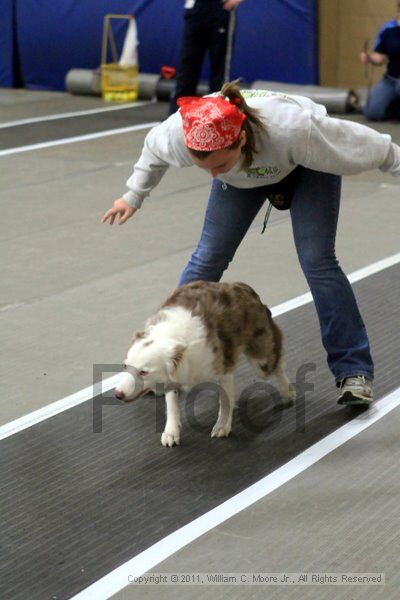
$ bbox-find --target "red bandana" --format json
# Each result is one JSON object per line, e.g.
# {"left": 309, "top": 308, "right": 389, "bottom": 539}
{"left": 177, "top": 96, "right": 246, "bottom": 151}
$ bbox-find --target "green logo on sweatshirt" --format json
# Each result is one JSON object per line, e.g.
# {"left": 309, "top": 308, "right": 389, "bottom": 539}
{"left": 246, "top": 166, "right": 282, "bottom": 178}
{"left": 241, "top": 89, "right": 289, "bottom": 100}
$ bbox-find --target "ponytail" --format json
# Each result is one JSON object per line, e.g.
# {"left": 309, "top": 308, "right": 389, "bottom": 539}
{"left": 221, "top": 79, "right": 267, "bottom": 170}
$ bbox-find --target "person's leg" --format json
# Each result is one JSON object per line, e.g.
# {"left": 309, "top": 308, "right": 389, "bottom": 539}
{"left": 169, "top": 9, "right": 207, "bottom": 114}
{"left": 363, "top": 76, "right": 397, "bottom": 121}
{"left": 289, "top": 168, "right": 374, "bottom": 384}
{"left": 208, "top": 7, "right": 232, "bottom": 92}
{"left": 387, "top": 76, "right": 400, "bottom": 119}
{"left": 179, "top": 180, "right": 266, "bottom": 285}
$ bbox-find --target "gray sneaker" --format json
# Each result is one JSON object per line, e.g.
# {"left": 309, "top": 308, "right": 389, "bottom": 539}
{"left": 337, "top": 376, "right": 373, "bottom": 406}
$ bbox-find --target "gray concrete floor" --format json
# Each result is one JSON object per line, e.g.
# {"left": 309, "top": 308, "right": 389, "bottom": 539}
{"left": 1, "top": 89, "right": 399, "bottom": 598}
{"left": 0, "top": 88, "right": 108, "bottom": 121}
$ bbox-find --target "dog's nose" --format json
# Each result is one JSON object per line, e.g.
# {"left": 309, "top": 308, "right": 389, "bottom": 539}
{"left": 114, "top": 389, "right": 125, "bottom": 400}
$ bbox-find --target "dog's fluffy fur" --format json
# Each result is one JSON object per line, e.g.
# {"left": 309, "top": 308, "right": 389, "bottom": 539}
{"left": 115, "top": 281, "right": 295, "bottom": 446}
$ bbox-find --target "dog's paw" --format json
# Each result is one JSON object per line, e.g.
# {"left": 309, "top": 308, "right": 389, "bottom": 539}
{"left": 211, "top": 423, "right": 231, "bottom": 438}
{"left": 281, "top": 385, "right": 296, "bottom": 407}
{"left": 161, "top": 429, "right": 180, "bottom": 447}
{"left": 285, "top": 386, "right": 296, "bottom": 405}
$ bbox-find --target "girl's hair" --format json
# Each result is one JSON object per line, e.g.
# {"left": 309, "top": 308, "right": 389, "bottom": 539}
{"left": 188, "top": 80, "right": 267, "bottom": 170}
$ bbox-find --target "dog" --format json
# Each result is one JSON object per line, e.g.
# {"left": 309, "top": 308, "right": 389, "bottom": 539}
{"left": 115, "top": 281, "right": 295, "bottom": 446}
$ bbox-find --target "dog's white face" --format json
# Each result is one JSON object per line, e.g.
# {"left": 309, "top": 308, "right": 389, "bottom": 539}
{"left": 115, "top": 337, "right": 183, "bottom": 402}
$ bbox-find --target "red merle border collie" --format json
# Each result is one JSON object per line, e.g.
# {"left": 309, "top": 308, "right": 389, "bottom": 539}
{"left": 115, "top": 281, "right": 295, "bottom": 446}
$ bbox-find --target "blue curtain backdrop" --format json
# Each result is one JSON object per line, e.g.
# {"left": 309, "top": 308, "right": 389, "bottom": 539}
{"left": 0, "top": 0, "right": 17, "bottom": 87}
{"left": 0, "top": 0, "right": 318, "bottom": 90}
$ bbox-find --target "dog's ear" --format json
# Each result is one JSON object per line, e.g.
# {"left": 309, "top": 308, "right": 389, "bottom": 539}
{"left": 130, "top": 330, "right": 146, "bottom": 345}
{"left": 167, "top": 344, "right": 186, "bottom": 376}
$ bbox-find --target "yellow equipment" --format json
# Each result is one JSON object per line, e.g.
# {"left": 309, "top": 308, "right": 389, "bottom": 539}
{"left": 101, "top": 14, "right": 139, "bottom": 102}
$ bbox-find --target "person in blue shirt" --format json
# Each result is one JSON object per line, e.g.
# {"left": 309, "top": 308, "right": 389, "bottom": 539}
{"left": 361, "top": 3, "right": 400, "bottom": 120}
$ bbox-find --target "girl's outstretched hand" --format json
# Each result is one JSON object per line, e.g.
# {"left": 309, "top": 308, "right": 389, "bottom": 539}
{"left": 101, "top": 198, "right": 136, "bottom": 225}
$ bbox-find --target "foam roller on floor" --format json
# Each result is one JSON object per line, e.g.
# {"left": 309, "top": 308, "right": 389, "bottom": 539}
{"left": 65, "top": 70, "right": 159, "bottom": 100}
{"left": 65, "top": 69, "right": 101, "bottom": 96}
{"left": 251, "top": 80, "right": 360, "bottom": 113}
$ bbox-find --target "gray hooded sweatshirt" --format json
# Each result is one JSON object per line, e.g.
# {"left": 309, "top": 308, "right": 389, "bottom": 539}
{"left": 122, "top": 90, "right": 400, "bottom": 209}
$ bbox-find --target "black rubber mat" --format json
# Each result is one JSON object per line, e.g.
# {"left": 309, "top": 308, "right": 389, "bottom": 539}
{"left": 0, "top": 102, "right": 166, "bottom": 151}
{"left": 1, "top": 265, "right": 399, "bottom": 600}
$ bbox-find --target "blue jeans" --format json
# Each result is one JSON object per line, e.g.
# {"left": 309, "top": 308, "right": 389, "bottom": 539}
{"left": 363, "top": 75, "right": 400, "bottom": 121}
{"left": 178, "top": 168, "right": 374, "bottom": 383}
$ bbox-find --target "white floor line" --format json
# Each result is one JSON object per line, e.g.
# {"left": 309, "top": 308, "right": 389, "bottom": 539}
{"left": 0, "top": 100, "right": 153, "bottom": 129}
{"left": 70, "top": 386, "right": 400, "bottom": 600}
{"left": 0, "top": 122, "right": 160, "bottom": 157}
{"left": 0, "top": 375, "right": 121, "bottom": 442}
{"left": 0, "top": 250, "right": 399, "bottom": 442}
